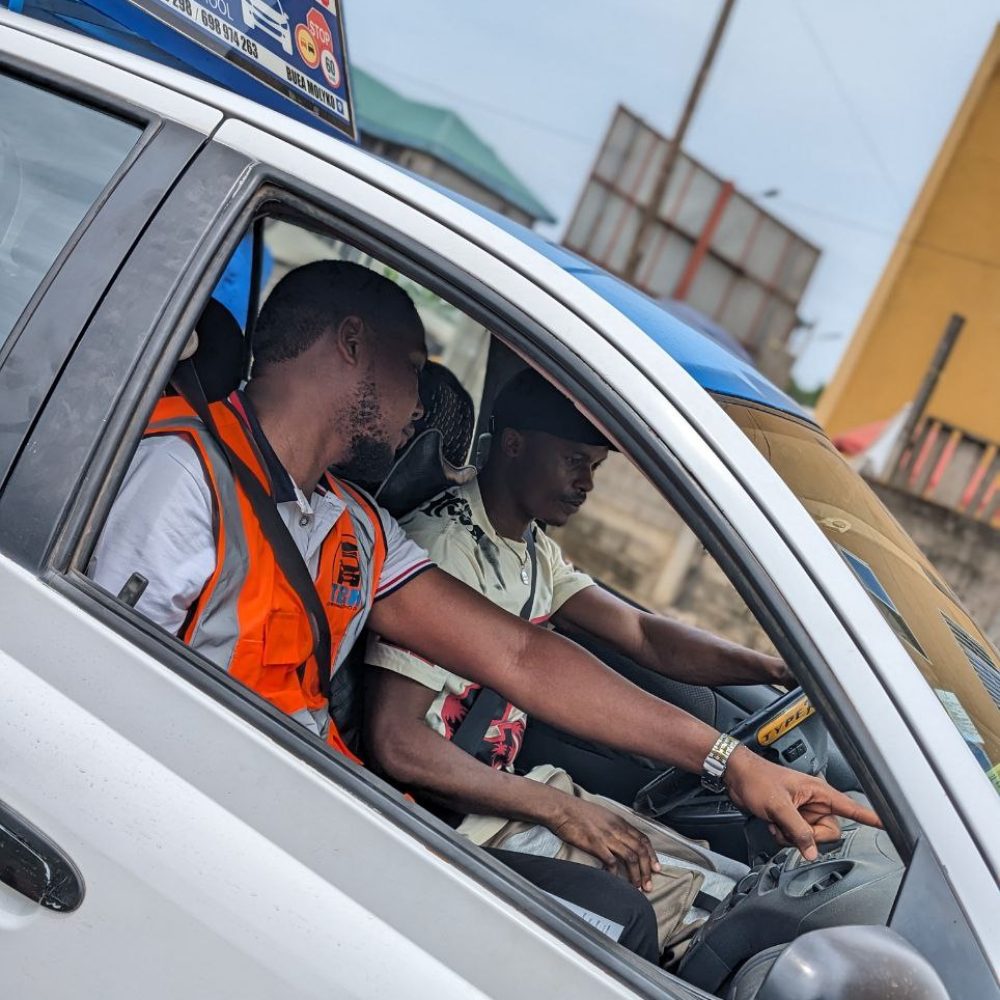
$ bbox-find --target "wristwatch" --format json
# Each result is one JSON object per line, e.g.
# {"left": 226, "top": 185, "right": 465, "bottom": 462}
{"left": 701, "top": 733, "right": 740, "bottom": 793}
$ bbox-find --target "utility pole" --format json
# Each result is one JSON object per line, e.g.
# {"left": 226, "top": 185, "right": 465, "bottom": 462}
{"left": 886, "top": 313, "right": 965, "bottom": 484}
{"left": 623, "top": 0, "right": 738, "bottom": 286}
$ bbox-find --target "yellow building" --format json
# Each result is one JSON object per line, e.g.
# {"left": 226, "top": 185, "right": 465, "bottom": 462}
{"left": 818, "top": 25, "right": 1000, "bottom": 449}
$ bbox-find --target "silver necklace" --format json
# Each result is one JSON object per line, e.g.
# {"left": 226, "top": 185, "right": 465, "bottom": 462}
{"left": 498, "top": 534, "right": 531, "bottom": 585}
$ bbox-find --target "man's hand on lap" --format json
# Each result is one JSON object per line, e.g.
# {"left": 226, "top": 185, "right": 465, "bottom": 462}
{"left": 544, "top": 793, "right": 661, "bottom": 892}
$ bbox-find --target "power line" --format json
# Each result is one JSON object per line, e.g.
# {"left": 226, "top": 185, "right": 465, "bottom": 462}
{"left": 359, "top": 59, "right": 599, "bottom": 148}
{"left": 362, "top": 56, "right": 1000, "bottom": 274}
{"left": 790, "top": 1, "right": 905, "bottom": 209}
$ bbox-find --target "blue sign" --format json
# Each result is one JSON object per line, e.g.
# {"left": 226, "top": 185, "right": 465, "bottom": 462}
{"left": 125, "top": 0, "right": 355, "bottom": 139}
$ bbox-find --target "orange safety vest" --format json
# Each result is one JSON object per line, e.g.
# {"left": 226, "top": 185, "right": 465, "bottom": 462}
{"left": 145, "top": 394, "right": 386, "bottom": 761}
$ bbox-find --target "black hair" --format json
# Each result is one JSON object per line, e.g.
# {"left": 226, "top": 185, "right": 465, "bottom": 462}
{"left": 252, "top": 260, "right": 423, "bottom": 371}
{"left": 491, "top": 368, "right": 611, "bottom": 448}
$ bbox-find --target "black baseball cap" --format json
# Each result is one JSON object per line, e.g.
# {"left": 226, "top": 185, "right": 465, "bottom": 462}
{"left": 491, "top": 369, "right": 612, "bottom": 448}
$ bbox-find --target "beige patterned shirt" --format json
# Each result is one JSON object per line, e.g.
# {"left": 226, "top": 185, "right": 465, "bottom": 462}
{"left": 366, "top": 478, "right": 593, "bottom": 771}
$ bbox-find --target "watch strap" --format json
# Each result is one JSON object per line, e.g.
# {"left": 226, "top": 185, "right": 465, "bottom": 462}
{"left": 702, "top": 733, "right": 740, "bottom": 793}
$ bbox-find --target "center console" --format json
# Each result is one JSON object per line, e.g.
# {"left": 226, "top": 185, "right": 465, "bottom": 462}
{"left": 678, "top": 823, "right": 904, "bottom": 994}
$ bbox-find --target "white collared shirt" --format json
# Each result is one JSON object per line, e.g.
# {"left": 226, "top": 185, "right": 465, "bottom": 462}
{"left": 89, "top": 435, "right": 430, "bottom": 637}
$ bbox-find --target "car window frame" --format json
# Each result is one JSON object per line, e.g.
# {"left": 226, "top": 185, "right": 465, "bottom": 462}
{"left": 0, "top": 150, "right": 694, "bottom": 997}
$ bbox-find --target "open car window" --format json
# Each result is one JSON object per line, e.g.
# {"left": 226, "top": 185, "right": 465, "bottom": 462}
{"left": 63, "top": 183, "right": 898, "bottom": 993}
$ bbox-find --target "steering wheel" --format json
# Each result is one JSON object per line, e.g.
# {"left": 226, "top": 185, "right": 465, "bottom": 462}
{"left": 633, "top": 687, "right": 829, "bottom": 819}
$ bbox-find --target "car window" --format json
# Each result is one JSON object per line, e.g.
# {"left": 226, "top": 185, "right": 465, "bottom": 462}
{"left": 65, "top": 194, "right": 906, "bottom": 988}
{"left": 724, "top": 397, "right": 1000, "bottom": 795}
{"left": 0, "top": 72, "right": 141, "bottom": 348}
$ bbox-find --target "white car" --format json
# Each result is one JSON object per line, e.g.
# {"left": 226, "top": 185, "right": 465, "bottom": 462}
{"left": 240, "top": 0, "right": 292, "bottom": 55}
{"left": 0, "top": 10, "right": 997, "bottom": 1000}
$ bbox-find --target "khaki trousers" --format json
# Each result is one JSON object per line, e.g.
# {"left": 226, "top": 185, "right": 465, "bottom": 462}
{"left": 466, "top": 768, "right": 733, "bottom": 961}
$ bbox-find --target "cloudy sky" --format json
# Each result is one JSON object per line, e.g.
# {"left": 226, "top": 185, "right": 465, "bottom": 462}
{"left": 345, "top": 0, "right": 999, "bottom": 388}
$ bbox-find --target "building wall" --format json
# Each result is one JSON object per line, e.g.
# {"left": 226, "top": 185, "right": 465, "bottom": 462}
{"left": 549, "top": 453, "right": 776, "bottom": 654}
{"left": 817, "top": 28, "right": 1000, "bottom": 442}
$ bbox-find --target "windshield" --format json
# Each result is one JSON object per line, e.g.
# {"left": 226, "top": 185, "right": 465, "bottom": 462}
{"left": 722, "top": 397, "right": 1000, "bottom": 796}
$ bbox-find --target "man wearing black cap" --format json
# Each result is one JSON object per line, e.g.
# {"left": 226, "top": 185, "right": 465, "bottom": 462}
{"left": 366, "top": 369, "right": 794, "bottom": 960}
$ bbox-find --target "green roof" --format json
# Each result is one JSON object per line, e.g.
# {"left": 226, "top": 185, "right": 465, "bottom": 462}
{"left": 352, "top": 67, "right": 555, "bottom": 224}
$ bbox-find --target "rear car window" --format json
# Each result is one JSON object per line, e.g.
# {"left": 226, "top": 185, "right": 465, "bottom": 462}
{"left": 722, "top": 397, "right": 1000, "bottom": 797}
{"left": 0, "top": 72, "right": 140, "bottom": 347}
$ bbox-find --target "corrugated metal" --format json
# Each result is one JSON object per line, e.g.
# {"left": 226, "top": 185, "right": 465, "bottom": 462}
{"left": 564, "top": 106, "right": 821, "bottom": 377}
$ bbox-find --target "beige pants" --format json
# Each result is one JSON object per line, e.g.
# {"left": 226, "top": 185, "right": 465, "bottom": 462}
{"left": 465, "top": 768, "right": 740, "bottom": 961}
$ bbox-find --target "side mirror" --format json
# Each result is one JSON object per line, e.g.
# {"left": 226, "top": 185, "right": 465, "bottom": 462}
{"left": 758, "top": 925, "right": 949, "bottom": 1000}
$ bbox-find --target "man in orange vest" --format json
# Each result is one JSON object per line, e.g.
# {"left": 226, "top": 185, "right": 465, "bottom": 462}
{"left": 91, "top": 260, "right": 878, "bottom": 919}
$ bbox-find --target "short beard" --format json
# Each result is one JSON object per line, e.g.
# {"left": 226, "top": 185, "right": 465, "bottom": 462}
{"left": 332, "top": 376, "right": 396, "bottom": 484}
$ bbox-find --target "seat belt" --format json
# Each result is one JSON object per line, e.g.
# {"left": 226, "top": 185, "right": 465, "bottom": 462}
{"left": 451, "top": 526, "right": 538, "bottom": 760}
{"left": 170, "top": 360, "right": 334, "bottom": 699}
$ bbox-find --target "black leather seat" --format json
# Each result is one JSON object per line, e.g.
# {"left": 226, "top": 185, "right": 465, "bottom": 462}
{"left": 375, "top": 360, "right": 477, "bottom": 518}
{"left": 192, "top": 298, "right": 244, "bottom": 401}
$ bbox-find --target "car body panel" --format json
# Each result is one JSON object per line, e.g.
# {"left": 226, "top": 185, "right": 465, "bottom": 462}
{"left": 0, "top": 10, "right": 997, "bottom": 997}
{"left": 0, "top": 558, "right": 646, "bottom": 1000}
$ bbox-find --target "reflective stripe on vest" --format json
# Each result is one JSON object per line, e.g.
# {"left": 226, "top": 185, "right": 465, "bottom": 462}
{"left": 145, "top": 395, "right": 387, "bottom": 757}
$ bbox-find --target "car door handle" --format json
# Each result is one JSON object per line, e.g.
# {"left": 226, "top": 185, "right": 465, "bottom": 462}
{"left": 0, "top": 800, "right": 84, "bottom": 912}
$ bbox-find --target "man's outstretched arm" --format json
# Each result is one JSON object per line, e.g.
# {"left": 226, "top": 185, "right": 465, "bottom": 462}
{"left": 369, "top": 568, "right": 880, "bottom": 861}
{"left": 554, "top": 584, "right": 794, "bottom": 687}
{"left": 366, "top": 668, "right": 662, "bottom": 890}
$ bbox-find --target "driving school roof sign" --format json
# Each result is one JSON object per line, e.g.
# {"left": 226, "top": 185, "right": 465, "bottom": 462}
{"left": 126, "top": 0, "right": 355, "bottom": 140}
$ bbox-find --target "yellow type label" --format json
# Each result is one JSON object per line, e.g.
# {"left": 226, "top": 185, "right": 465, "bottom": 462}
{"left": 757, "top": 696, "right": 815, "bottom": 747}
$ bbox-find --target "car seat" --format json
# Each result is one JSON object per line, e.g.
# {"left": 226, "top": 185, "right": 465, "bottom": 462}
{"left": 725, "top": 945, "right": 788, "bottom": 999}
{"left": 375, "top": 360, "right": 477, "bottom": 518}
{"left": 190, "top": 298, "right": 245, "bottom": 401}
{"left": 332, "top": 361, "right": 477, "bottom": 755}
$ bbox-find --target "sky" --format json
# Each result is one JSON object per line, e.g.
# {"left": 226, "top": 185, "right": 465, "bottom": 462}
{"left": 344, "top": 0, "right": 1000, "bottom": 389}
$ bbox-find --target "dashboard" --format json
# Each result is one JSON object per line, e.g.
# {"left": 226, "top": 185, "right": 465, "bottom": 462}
{"left": 678, "top": 822, "right": 904, "bottom": 993}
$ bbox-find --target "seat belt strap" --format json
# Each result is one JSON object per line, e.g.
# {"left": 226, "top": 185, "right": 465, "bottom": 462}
{"left": 451, "top": 525, "right": 538, "bottom": 759}
{"left": 171, "top": 360, "right": 334, "bottom": 699}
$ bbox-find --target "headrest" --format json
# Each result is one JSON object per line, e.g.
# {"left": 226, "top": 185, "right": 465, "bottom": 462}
{"left": 192, "top": 298, "right": 244, "bottom": 402}
{"left": 376, "top": 361, "right": 477, "bottom": 518}
{"left": 416, "top": 361, "right": 475, "bottom": 467}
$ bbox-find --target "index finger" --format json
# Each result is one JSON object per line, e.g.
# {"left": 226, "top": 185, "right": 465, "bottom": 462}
{"left": 769, "top": 797, "right": 819, "bottom": 862}
{"left": 822, "top": 787, "right": 882, "bottom": 829}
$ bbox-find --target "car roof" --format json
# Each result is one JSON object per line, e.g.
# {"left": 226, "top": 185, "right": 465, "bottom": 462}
{"left": 3, "top": 8, "right": 808, "bottom": 422}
